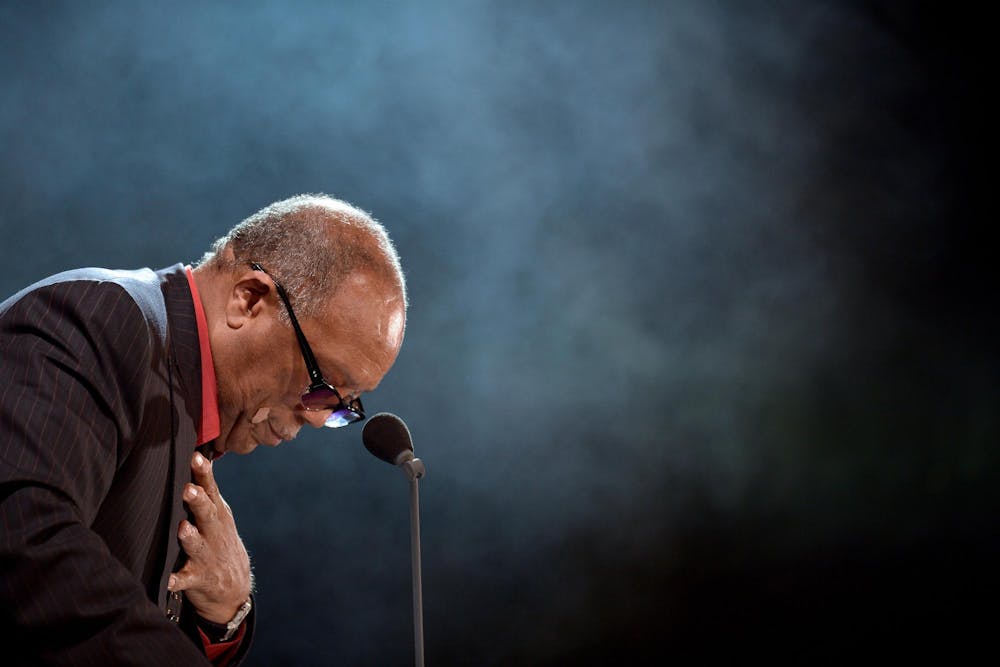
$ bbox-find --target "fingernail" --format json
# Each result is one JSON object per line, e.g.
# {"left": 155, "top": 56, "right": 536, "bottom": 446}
{"left": 193, "top": 452, "right": 205, "bottom": 467}
{"left": 168, "top": 575, "right": 176, "bottom": 590}
{"left": 184, "top": 485, "right": 197, "bottom": 500}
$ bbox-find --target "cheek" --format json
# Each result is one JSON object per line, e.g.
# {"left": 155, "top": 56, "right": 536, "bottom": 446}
{"left": 253, "top": 369, "right": 305, "bottom": 409}
{"left": 245, "top": 348, "right": 300, "bottom": 403}
{"left": 280, "top": 372, "right": 305, "bottom": 403}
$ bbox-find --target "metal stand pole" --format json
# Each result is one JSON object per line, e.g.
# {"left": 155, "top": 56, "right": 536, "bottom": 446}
{"left": 402, "top": 458, "right": 425, "bottom": 667}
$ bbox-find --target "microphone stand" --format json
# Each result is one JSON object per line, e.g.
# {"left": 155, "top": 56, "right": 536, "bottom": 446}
{"left": 398, "top": 453, "right": 426, "bottom": 667}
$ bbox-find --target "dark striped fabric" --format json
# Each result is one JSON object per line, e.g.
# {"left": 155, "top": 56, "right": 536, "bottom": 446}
{"left": 0, "top": 265, "right": 251, "bottom": 665}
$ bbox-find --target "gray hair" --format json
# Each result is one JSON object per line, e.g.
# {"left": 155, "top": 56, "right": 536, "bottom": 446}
{"left": 198, "top": 194, "right": 407, "bottom": 321}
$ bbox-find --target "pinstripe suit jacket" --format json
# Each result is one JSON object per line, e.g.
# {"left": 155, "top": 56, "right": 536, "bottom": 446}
{"left": 0, "top": 264, "right": 252, "bottom": 665}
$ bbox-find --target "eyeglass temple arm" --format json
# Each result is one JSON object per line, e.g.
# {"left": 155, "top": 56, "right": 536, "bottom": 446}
{"left": 249, "top": 263, "right": 325, "bottom": 385}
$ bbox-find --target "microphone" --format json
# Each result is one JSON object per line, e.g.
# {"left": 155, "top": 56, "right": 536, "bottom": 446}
{"left": 361, "top": 413, "right": 425, "bottom": 667}
{"left": 363, "top": 412, "right": 414, "bottom": 464}
{"left": 363, "top": 412, "right": 424, "bottom": 480}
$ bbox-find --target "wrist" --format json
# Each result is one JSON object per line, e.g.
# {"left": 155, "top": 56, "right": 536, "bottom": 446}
{"left": 197, "top": 598, "right": 252, "bottom": 643}
{"left": 197, "top": 597, "right": 247, "bottom": 624}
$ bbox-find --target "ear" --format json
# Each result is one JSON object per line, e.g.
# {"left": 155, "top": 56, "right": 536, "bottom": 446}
{"left": 225, "top": 270, "right": 276, "bottom": 329}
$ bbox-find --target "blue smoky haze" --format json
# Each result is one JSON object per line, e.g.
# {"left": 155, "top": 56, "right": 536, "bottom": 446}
{"left": 0, "top": 1, "right": 994, "bottom": 663}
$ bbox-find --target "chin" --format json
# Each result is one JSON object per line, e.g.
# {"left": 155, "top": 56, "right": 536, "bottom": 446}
{"left": 217, "top": 436, "right": 259, "bottom": 456}
{"left": 234, "top": 440, "right": 260, "bottom": 455}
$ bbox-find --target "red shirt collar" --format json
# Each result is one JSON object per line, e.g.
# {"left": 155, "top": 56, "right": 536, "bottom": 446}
{"left": 184, "top": 266, "right": 221, "bottom": 446}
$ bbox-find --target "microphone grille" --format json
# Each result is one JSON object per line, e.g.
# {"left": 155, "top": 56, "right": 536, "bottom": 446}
{"left": 362, "top": 412, "right": 414, "bottom": 464}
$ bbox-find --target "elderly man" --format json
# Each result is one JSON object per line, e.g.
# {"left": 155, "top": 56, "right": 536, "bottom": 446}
{"left": 0, "top": 195, "right": 407, "bottom": 665}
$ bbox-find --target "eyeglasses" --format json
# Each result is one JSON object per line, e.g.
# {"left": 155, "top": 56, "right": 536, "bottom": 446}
{"left": 250, "top": 262, "right": 365, "bottom": 428}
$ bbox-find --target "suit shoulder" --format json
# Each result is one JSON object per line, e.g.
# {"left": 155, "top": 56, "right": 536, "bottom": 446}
{"left": 1, "top": 266, "right": 165, "bottom": 329}
{"left": 0, "top": 267, "right": 169, "bottom": 365}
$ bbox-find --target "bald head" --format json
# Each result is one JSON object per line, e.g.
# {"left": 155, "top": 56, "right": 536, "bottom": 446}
{"left": 198, "top": 194, "right": 407, "bottom": 323}
{"left": 191, "top": 195, "right": 407, "bottom": 455}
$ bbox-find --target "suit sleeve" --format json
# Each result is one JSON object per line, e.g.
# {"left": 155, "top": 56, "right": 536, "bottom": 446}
{"left": 0, "top": 280, "right": 211, "bottom": 665}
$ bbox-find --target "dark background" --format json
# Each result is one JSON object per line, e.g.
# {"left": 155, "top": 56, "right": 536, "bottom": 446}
{"left": 1, "top": 1, "right": 995, "bottom": 663}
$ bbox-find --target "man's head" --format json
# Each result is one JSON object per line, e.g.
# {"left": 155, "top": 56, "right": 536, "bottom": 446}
{"left": 194, "top": 194, "right": 407, "bottom": 455}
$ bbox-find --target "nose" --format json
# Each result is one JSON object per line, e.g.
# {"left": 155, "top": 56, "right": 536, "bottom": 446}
{"left": 299, "top": 407, "right": 334, "bottom": 429}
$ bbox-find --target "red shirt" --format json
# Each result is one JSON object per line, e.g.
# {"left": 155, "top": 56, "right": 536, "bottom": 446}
{"left": 185, "top": 266, "right": 220, "bottom": 445}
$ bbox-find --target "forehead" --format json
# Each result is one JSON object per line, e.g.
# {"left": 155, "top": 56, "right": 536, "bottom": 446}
{"left": 301, "top": 275, "right": 405, "bottom": 392}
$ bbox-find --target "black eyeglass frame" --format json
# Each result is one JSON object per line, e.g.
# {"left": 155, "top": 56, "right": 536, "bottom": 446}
{"left": 249, "top": 262, "right": 365, "bottom": 427}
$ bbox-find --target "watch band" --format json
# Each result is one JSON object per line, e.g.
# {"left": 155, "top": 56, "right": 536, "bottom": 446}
{"left": 221, "top": 598, "right": 252, "bottom": 642}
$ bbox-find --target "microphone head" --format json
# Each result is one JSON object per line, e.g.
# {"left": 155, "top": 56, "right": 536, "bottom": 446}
{"left": 362, "top": 412, "right": 414, "bottom": 465}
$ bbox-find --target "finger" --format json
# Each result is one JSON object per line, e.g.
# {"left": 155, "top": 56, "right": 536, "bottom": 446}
{"left": 177, "top": 518, "right": 208, "bottom": 557}
{"left": 190, "top": 452, "right": 221, "bottom": 501}
{"left": 168, "top": 567, "right": 200, "bottom": 593}
{"left": 183, "top": 483, "right": 218, "bottom": 523}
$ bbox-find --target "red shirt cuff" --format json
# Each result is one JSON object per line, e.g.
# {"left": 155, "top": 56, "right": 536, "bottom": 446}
{"left": 198, "top": 622, "right": 246, "bottom": 666}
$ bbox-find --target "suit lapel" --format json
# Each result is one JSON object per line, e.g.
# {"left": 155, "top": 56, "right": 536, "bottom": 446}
{"left": 155, "top": 265, "right": 203, "bottom": 610}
